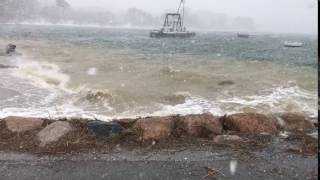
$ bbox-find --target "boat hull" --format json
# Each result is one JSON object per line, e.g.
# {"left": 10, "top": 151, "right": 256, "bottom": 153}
{"left": 283, "top": 44, "right": 303, "bottom": 48}
{"left": 284, "top": 45, "right": 302, "bottom": 48}
{"left": 283, "top": 41, "right": 303, "bottom": 48}
{"left": 150, "top": 31, "right": 196, "bottom": 38}
{"left": 237, "top": 34, "right": 250, "bottom": 38}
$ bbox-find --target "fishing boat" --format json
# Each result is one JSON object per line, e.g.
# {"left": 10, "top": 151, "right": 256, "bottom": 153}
{"left": 283, "top": 41, "right": 303, "bottom": 48}
{"left": 150, "top": 0, "right": 196, "bottom": 38}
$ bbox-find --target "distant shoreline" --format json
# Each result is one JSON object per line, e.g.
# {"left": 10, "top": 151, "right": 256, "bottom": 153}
{"left": 0, "top": 23, "right": 317, "bottom": 36}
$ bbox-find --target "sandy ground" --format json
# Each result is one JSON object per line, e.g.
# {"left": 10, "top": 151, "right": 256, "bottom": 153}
{"left": 0, "top": 140, "right": 318, "bottom": 180}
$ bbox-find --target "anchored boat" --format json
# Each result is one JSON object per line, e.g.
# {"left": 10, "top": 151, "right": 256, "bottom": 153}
{"left": 150, "top": 0, "right": 196, "bottom": 38}
{"left": 283, "top": 41, "right": 303, "bottom": 48}
{"left": 237, "top": 33, "right": 250, "bottom": 38}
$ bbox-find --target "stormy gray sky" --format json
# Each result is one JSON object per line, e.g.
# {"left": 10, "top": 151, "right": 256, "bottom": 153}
{"left": 49, "top": 0, "right": 318, "bottom": 34}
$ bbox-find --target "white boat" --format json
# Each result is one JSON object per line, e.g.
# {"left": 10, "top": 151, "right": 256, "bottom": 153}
{"left": 150, "top": 0, "right": 195, "bottom": 38}
{"left": 283, "top": 41, "right": 303, "bottom": 47}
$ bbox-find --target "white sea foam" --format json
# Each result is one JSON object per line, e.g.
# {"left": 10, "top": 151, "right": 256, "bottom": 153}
{"left": 152, "top": 96, "right": 223, "bottom": 117}
{"left": 11, "top": 56, "right": 72, "bottom": 92}
{"left": 87, "top": 67, "right": 97, "bottom": 76}
{"left": 0, "top": 85, "right": 317, "bottom": 121}
{"left": 218, "top": 85, "right": 318, "bottom": 117}
{"left": 0, "top": 103, "right": 84, "bottom": 119}
{"left": 0, "top": 97, "right": 114, "bottom": 121}
{"left": 152, "top": 85, "right": 317, "bottom": 118}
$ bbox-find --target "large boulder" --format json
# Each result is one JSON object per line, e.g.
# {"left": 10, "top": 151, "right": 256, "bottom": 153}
{"left": 218, "top": 80, "right": 235, "bottom": 86}
{"left": 180, "top": 113, "right": 223, "bottom": 138}
{"left": 222, "top": 113, "right": 278, "bottom": 134}
{"left": 86, "top": 121, "right": 124, "bottom": 138}
{"left": 115, "top": 118, "right": 138, "bottom": 129}
{"left": 133, "top": 116, "right": 175, "bottom": 141}
{"left": 4, "top": 116, "right": 44, "bottom": 133}
{"left": 37, "top": 121, "right": 72, "bottom": 147}
{"left": 276, "top": 113, "right": 315, "bottom": 132}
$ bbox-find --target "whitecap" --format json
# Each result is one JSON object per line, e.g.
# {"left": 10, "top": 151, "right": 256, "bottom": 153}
{"left": 87, "top": 67, "right": 97, "bottom": 76}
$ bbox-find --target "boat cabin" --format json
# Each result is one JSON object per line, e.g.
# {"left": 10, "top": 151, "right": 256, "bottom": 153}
{"left": 150, "top": 0, "right": 195, "bottom": 38}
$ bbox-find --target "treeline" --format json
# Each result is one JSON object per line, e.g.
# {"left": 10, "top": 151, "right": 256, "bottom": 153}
{"left": 0, "top": 0, "right": 160, "bottom": 26}
{"left": 0, "top": 0, "right": 255, "bottom": 30}
{"left": 0, "top": 0, "right": 70, "bottom": 22}
{"left": 0, "top": 0, "right": 40, "bottom": 22}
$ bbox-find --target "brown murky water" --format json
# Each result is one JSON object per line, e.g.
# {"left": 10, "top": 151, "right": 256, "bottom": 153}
{"left": 0, "top": 25, "right": 317, "bottom": 120}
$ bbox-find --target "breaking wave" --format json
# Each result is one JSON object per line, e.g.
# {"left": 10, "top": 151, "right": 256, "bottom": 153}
{"left": 154, "top": 85, "right": 317, "bottom": 118}
{"left": 219, "top": 85, "right": 318, "bottom": 117}
{"left": 11, "top": 56, "right": 71, "bottom": 92}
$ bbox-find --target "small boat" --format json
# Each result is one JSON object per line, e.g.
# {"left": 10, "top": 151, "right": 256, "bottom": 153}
{"left": 237, "top": 33, "right": 250, "bottom": 38}
{"left": 283, "top": 41, "right": 303, "bottom": 48}
{"left": 150, "top": 0, "right": 195, "bottom": 38}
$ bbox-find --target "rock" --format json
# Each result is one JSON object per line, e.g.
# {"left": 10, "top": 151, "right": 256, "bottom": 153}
{"left": 5, "top": 44, "right": 16, "bottom": 54}
{"left": 180, "top": 113, "right": 223, "bottom": 138}
{"left": 86, "top": 121, "right": 124, "bottom": 138}
{"left": 277, "top": 113, "right": 315, "bottom": 132}
{"left": 85, "top": 90, "right": 112, "bottom": 102}
{"left": 213, "top": 135, "right": 243, "bottom": 144}
{"left": 133, "top": 116, "right": 175, "bottom": 141}
{"left": 0, "top": 64, "right": 17, "bottom": 69}
{"left": 313, "top": 121, "right": 318, "bottom": 128}
{"left": 222, "top": 113, "right": 278, "bottom": 134}
{"left": 115, "top": 118, "right": 138, "bottom": 129}
{"left": 37, "top": 121, "right": 72, "bottom": 147}
{"left": 218, "top": 80, "right": 235, "bottom": 86}
{"left": 4, "top": 116, "right": 44, "bottom": 133}
{"left": 161, "top": 94, "right": 188, "bottom": 105}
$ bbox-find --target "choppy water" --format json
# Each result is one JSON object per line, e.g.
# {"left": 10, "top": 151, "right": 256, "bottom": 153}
{"left": 0, "top": 24, "right": 318, "bottom": 120}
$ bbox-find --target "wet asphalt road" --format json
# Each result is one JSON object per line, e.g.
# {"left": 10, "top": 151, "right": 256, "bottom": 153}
{"left": 0, "top": 148, "right": 318, "bottom": 180}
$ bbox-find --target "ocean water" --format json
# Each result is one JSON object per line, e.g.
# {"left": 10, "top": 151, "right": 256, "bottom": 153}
{"left": 0, "top": 24, "right": 318, "bottom": 121}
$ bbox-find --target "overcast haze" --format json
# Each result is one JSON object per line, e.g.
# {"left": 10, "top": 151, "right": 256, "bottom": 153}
{"left": 58, "top": 0, "right": 317, "bottom": 34}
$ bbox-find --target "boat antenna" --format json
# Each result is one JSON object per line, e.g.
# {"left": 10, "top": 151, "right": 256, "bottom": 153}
{"left": 177, "top": 0, "right": 185, "bottom": 28}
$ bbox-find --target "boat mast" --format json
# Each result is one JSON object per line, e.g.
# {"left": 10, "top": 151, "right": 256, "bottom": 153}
{"left": 183, "top": 0, "right": 185, "bottom": 28}
{"left": 177, "top": 0, "right": 185, "bottom": 29}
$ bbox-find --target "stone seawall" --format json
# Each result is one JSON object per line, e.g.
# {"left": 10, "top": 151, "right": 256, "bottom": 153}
{"left": 0, "top": 112, "right": 317, "bottom": 155}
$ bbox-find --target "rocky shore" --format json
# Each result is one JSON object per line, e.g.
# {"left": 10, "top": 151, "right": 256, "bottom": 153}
{"left": 0, "top": 112, "right": 317, "bottom": 155}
